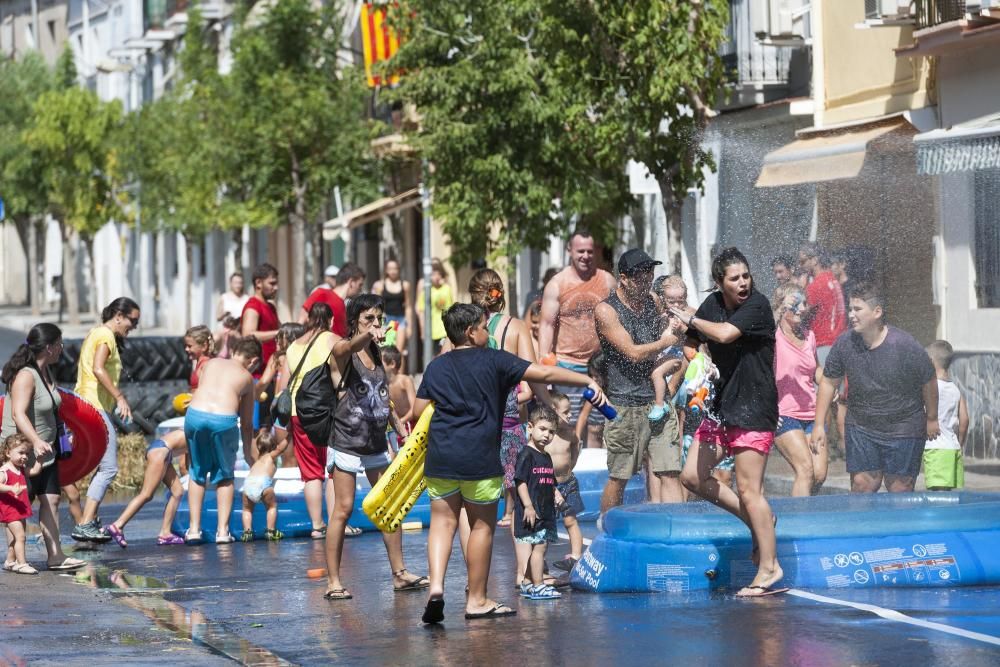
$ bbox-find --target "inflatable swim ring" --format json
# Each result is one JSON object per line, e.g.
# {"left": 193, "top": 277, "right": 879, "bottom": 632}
{"left": 363, "top": 405, "right": 433, "bottom": 532}
{"left": 571, "top": 493, "right": 1000, "bottom": 592}
{"left": 0, "top": 389, "right": 108, "bottom": 486}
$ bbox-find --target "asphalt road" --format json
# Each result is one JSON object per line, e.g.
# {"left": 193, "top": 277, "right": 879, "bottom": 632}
{"left": 0, "top": 325, "right": 25, "bottom": 367}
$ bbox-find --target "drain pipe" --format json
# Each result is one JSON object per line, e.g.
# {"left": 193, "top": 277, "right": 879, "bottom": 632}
{"left": 420, "top": 160, "right": 433, "bottom": 370}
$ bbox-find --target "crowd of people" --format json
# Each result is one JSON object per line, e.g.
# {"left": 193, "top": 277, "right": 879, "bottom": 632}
{"left": 0, "top": 234, "right": 968, "bottom": 617}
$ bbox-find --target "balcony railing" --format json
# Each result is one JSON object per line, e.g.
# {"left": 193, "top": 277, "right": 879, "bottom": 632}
{"left": 145, "top": 0, "right": 190, "bottom": 31}
{"left": 916, "top": 0, "right": 967, "bottom": 29}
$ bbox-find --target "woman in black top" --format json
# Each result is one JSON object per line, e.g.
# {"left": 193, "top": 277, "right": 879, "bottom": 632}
{"left": 372, "top": 259, "right": 411, "bottom": 367}
{"left": 670, "top": 248, "right": 783, "bottom": 598}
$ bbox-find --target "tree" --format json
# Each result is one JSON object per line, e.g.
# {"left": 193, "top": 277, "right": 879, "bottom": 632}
{"left": 24, "top": 46, "right": 125, "bottom": 324}
{"left": 227, "top": 0, "right": 380, "bottom": 310}
{"left": 0, "top": 52, "right": 54, "bottom": 314}
{"left": 120, "top": 8, "right": 271, "bottom": 328}
{"left": 389, "top": 0, "right": 729, "bottom": 272}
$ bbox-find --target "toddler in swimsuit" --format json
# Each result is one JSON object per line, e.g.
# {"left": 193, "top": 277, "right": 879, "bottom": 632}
{"left": 241, "top": 431, "right": 287, "bottom": 542}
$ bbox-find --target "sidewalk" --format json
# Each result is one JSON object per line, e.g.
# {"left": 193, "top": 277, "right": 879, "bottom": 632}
{"left": 765, "top": 451, "right": 1000, "bottom": 496}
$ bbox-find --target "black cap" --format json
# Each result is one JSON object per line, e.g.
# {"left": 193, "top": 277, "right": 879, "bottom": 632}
{"left": 617, "top": 248, "right": 662, "bottom": 275}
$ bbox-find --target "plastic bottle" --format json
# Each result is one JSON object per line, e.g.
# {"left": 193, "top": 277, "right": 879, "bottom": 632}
{"left": 582, "top": 388, "right": 617, "bottom": 420}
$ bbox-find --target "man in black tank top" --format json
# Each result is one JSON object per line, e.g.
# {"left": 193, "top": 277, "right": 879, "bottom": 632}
{"left": 594, "top": 249, "right": 685, "bottom": 513}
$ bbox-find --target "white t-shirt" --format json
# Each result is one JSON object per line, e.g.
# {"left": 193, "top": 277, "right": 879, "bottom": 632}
{"left": 926, "top": 379, "right": 961, "bottom": 450}
{"left": 220, "top": 292, "right": 250, "bottom": 320}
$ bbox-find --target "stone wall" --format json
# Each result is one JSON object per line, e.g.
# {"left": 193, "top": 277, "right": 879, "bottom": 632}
{"left": 951, "top": 352, "right": 1000, "bottom": 460}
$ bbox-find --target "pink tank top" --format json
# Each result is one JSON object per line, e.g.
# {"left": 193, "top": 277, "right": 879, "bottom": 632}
{"left": 774, "top": 327, "right": 818, "bottom": 420}
{"left": 555, "top": 270, "right": 612, "bottom": 365}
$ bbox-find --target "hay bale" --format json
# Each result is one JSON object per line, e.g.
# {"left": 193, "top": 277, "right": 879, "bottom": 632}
{"left": 75, "top": 432, "right": 148, "bottom": 495}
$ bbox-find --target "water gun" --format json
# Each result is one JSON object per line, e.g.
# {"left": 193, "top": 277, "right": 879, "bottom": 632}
{"left": 682, "top": 352, "right": 718, "bottom": 417}
{"left": 382, "top": 320, "right": 399, "bottom": 348}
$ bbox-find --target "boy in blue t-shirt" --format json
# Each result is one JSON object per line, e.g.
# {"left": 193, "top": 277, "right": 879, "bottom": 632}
{"left": 413, "top": 303, "right": 605, "bottom": 624}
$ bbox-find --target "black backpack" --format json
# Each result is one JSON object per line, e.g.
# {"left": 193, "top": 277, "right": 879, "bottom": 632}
{"left": 280, "top": 333, "right": 338, "bottom": 446}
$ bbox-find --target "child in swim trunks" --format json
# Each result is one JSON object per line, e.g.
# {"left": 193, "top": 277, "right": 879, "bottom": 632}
{"left": 183, "top": 336, "right": 260, "bottom": 545}
{"left": 546, "top": 392, "right": 584, "bottom": 573}
{"left": 241, "top": 431, "right": 286, "bottom": 541}
{"left": 381, "top": 346, "right": 415, "bottom": 451}
{"left": 515, "top": 404, "right": 561, "bottom": 601}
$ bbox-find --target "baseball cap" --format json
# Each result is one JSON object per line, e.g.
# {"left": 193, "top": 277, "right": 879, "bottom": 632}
{"left": 324, "top": 265, "right": 340, "bottom": 278}
{"left": 617, "top": 248, "right": 661, "bottom": 275}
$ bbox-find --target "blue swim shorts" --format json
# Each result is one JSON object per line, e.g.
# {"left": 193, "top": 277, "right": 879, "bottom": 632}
{"left": 184, "top": 407, "right": 239, "bottom": 485}
{"left": 845, "top": 424, "right": 925, "bottom": 478}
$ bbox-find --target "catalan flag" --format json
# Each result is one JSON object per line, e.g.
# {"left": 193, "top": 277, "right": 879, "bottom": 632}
{"left": 361, "top": 3, "right": 401, "bottom": 88}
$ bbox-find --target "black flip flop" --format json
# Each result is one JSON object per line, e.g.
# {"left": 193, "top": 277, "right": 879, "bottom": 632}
{"left": 736, "top": 585, "right": 789, "bottom": 598}
{"left": 324, "top": 588, "right": 353, "bottom": 600}
{"left": 465, "top": 603, "right": 516, "bottom": 620}
{"left": 395, "top": 575, "right": 430, "bottom": 592}
{"left": 422, "top": 598, "right": 445, "bottom": 624}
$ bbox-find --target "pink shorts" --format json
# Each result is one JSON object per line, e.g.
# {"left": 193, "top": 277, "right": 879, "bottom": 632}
{"left": 693, "top": 419, "right": 774, "bottom": 456}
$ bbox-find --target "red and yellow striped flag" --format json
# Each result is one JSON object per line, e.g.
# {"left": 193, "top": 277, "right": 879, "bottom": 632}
{"left": 361, "top": 3, "right": 400, "bottom": 88}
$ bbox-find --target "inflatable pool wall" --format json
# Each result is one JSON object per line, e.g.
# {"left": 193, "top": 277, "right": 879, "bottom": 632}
{"left": 170, "top": 448, "right": 645, "bottom": 536}
{"left": 571, "top": 493, "right": 1000, "bottom": 592}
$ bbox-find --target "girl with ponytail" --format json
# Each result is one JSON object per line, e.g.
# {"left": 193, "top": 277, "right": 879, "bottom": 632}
{"left": 184, "top": 325, "right": 216, "bottom": 390}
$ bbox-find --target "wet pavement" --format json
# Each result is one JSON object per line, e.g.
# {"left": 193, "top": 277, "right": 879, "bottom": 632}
{"left": 4, "top": 496, "right": 1000, "bottom": 665}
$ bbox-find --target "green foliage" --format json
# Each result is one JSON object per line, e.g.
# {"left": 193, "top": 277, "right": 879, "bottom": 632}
{"left": 227, "top": 0, "right": 380, "bottom": 220}
{"left": 0, "top": 52, "right": 54, "bottom": 222}
{"left": 55, "top": 44, "right": 78, "bottom": 89}
{"left": 23, "top": 85, "right": 124, "bottom": 238}
{"left": 389, "top": 0, "right": 729, "bottom": 263}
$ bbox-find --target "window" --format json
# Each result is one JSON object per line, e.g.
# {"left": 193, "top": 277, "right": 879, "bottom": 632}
{"left": 973, "top": 167, "right": 1000, "bottom": 308}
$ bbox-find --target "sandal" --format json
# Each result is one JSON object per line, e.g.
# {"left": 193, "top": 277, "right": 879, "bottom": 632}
{"left": 393, "top": 569, "right": 430, "bottom": 592}
{"left": 2, "top": 560, "right": 15, "bottom": 572}
{"left": 324, "top": 588, "right": 353, "bottom": 600}
{"left": 105, "top": 524, "right": 128, "bottom": 549}
{"left": 157, "top": 534, "right": 185, "bottom": 546}
{"left": 345, "top": 525, "right": 363, "bottom": 537}
{"left": 184, "top": 530, "right": 205, "bottom": 545}
{"left": 47, "top": 558, "right": 87, "bottom": 571}
{"left": 11, "top": 563, "right": 38, "bottom": 575}
{"left": 311, "top": 526, "right": 327, "bottom": 540}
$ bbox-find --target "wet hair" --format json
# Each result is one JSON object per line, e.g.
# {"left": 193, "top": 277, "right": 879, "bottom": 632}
{"left": 926, "top": 340, "right": 954, "bottom": 370}
{"left": 255, "top": 430, "right": 278, "bottom": 456}
{"left": 848, "top": 282, "right": 886, "bottom": 320}
{"left": 587, "top": 350, "right": 607, "bottom": 389}
{"left": 251, "top": 263, "right": 278, "bottom": 286}
{"left": 276, "top": 322, "right": 305, "bottom": 351}
{"left": 102, "top": 297, "right": 140, "bottom": 324}
{"left": 799, "top": 241, "right": 819, "bottom": 259}
{"left": 1, "top": 322, "right": 62, "bottom": 386}
{"left": 231, "top": 336, "right": 262, "bottom": 359}
{"left": 443, "top": 303, "right": 485, "bottom": 345}
{"left": 222, "top": 315, "right": 241, "bottom": 330}
{"left": 0, "top": 433, "right": 31, "bottom": 464}
{"left": 710, "top": 247, "right": 751, "bottom": 288}
{"left": 347, "top": 294, "right": 386, "bottom": 364}
{"left": 184, "top": 325, "right": 215, "bottom": 357}
{"left": 528, "top": 403, "right": 558, "bottom": 427}
{"left": 830, "top": 251, "right": 848, "bottom": 267}
{"left": 654, "top": 274, "right": 687, "bottom": 298}
{"left": 771, "top": 283, "right": 806, "bottom": 324}
{"left": 549, "top": 390, "right": 570, "bottom": 409}
{"left": 771, "top": 255, "right": 794, "bottom": 271}
{"left": 527, "top": 300, "right": 542, "bottom": 319}
{"left": 468, "top": 268, "right": 505, "bottom": 313}
{"left": 306, "top": 302, "right": 333, "bottom": 332}
{"left": 541, "top": 267, "right": 559, "bottom": 286}
{"left": 336, "top": 262, "right": 366, "bottom": 286}
{"left": 380, "top": 345, "right": 402, "bottom": 368}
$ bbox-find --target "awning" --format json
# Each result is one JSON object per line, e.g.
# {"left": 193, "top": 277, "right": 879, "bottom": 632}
{"left": 755, "top": 120, "right": 908, "bottom": 188}
{"left": 321, "top": 188, "right": 420, "bottom": 240}
{"left": 914, "top": 112, "right": 1000, "bottom": 175}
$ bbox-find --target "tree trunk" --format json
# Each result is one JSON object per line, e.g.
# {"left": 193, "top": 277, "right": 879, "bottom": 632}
{"left": 84, "top": 236, "right": 100, "bottom": 319}
{"left": 309, "top": 212, "right": 322, "bottom": 289}
{"left": 657, "top": 176, "right": 684, "bottom": 275}
{"left": 184, "top": 234, "right": 194, "bottom": 330}
{"left": 232, "top": 227, "right": 244, "bottom": 278}
{"left": 27, "top": 216, "right": 41, "bottom": 315}
{"left": 506, "top": 241, "right": 519, "bottom": 318}
{"left": 288, "top": 149, "right": 308, "bottom": 314}
{"left": 61, "top": 224, "right": 81, "bottom": 326}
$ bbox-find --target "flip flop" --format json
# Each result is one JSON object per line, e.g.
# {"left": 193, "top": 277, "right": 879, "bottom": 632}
{"left": 47, "top": 558, "right": 87, "bottom": 571}
{"left": 394, "top": 575, "right": 430, "bottom": 592}
{"left": 465, "top": 603, "right": 516, "bottom": 620}
{"left": 736, "top": 585, "right": 790, "bottom": 598}
{"left": 421, "top": 598, "right": 445, "bottom": 624}
{"left": 345, "top": 525, "right": 363, "bottom": 537}
{"left": 323, "top": 588, "right": 353, "bottom": 600}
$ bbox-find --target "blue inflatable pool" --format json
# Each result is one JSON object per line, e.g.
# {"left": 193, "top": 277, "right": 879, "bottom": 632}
{"left": 571, "top": 493, "right": 1000, "bottom": 592}
{"left": 170, "top": 449, "right": 645, "bottom": 537}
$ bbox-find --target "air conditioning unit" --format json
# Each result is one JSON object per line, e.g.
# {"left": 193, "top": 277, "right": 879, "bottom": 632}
{"left": 757, "top": 0, "right": 811, "bottom": 47}
{"left": 865, "top": 0, "right": 914, "bottom": 21}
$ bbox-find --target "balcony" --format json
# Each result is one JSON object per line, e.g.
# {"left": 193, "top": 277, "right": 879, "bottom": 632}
{"left": 144, "top": 0, "right": 189, "bottom": 31}
{"left": 897, "top": 0, "right": 1000, "bottom": 56}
